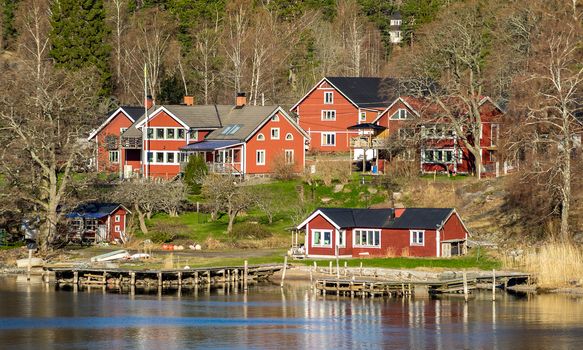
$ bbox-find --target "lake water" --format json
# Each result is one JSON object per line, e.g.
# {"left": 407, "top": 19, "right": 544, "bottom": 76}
{"left": 1, "top": 276, "right": 583, "bottom": 349}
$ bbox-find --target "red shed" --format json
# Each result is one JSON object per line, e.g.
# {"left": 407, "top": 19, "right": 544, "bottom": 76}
{"left": 66, "top": 203, "right": 131, "bottom": 244}
{"left": 297, "top": 207, "right": 469, "bottom": 258}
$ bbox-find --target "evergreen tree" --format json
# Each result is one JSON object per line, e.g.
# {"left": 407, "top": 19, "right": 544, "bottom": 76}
{"left": 183, "top": 155, "right": 208, "bottom": 195}
{"left": 49, "top": 0, "right": 111, "bottom": 95}
{"left": 1, "top": 0, "right": 20, "bottom": 50}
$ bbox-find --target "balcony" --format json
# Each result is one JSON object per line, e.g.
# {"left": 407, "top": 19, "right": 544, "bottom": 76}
{"left": 121, "top": 137, "right": 142, "bottom": 149}
{"left": 350, "top": 137, "right": 384, "bottom": 149}
{"left": 180, "top": 161, "right": 243, "bottom": 176}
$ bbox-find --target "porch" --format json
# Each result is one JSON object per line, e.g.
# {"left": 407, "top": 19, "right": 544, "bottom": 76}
{"left": 180, "top": 140, "right": 244, "bottom": 175}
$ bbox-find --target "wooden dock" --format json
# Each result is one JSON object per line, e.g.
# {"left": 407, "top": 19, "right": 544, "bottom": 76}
{"left": 47, "top": 263, "right": 284, "bottom": 289}
{"left": 315, "top": 279, "right": 414, "bottom": 297}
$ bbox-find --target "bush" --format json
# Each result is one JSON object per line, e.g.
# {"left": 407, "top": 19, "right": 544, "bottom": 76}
{"left": 317, "top": 160, "right": 351, "bottom": 185}
{"left": 183, "top": 155, "right": 208, "bottom": 194}
{"left": 231, "top": 222, "right": 273, "bottom": 240}
{"left": 271, "top": 152, "right": 296, "bottom": 180}
{"left": 149, "top": 222, "right": 189, "bottom": 243}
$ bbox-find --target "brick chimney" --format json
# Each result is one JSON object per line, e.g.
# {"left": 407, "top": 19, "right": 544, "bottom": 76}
{"left": 145, "top": 95, "right": 154, "bottom": 109}
{"left": 235, "top": 92, "right": 246, "bottom": 108}
{"left": 183, "top": 96, "right": 195, "bottom": 106}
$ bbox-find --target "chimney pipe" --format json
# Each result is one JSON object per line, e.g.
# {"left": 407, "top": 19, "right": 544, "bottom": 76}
{"left": 145, "top": 95, "right": 154, "bottom": 109}
{"left": 183, "top": 96, "right": 195, "bottom": 106}
{"left": 235, "top": 92, "right": 246, "bottom": 108}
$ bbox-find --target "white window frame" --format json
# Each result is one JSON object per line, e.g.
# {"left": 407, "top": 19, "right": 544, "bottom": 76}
{"left": 321, "top": 132, "right": 336, "bottom": 146}
{"left": 324, "top": 91, "right": 334, "bottom": 104}
{"left": 390, "top": 109, "right": 408, "bottom": 120}
{"left": 150, "top": 151, "right": 179, "bottom": 164}
{"left": 115, "top": 225, "right": 121, "bottom": 233}
{"left": 284, "top": 149, "right": 294, "bottom": 164}
{"left": 257, "top": 133, "right": 265, "bottom": 141}
{"left": 353, "top": 229, "right": 381, "bottom": 248}
{"left": 312, "top": 229, "right": 332, "bottom": 248}
{"left": 271, "top": 128, "right": 280, "bottom": 140}
{"left": 189, "top": 130, "right": 199, "bottom": 141}
{"left": 321, "top": 110, "right": 336, "bottom": 121}
{"left": 120, "top": 127, "right": 127, "bottom": 134}
{"left": 285, "top": 133, "right": 293, "bottom": 140}
{"left": 410, "top": 230, "right": 425, "bottom": 246}
{"left": 271, "top": 115, "right": 279, "bottom": 122}
{"left": 491, "top": 124, "right": 499, "bottom": 147}
{"left": 115, "top": 215, "right": 121, "bottom": 223}
{"left": 359, "top": 111, "right": 367, "bottom": 122}
{"left": 109, "top": 150, "right": 119, "bottom": 164}
{"left": 337, "top": 230, "right": 346, "bottom": 248}
{"left": 256, "top": 150, "right": 265, "bottom": 165}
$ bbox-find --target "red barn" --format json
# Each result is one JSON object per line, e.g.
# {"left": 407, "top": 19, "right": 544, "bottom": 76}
{"left": 66, "top": 203, "right": 131, "bottom": 244}
{"left": 87, "top": 106, "right": 147, "bottom": 174}
{"left": 290, "top": 77, "right": 396, "bottom": 155}
{"left": 297, "top": 207, "right": 469, "bottom": 258}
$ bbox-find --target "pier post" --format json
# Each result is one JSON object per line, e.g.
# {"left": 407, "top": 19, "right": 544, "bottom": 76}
{"left": 194, "top": 271, "right": 199, "bottom": 285}
{"left": 344, "top": 261, "right": 347, "bottom": 276}
{"left": 309, "top": 266, "right": 313, "bottom": 284}
{"left": 329, "top": 261, "right": 332, "bottom": 275}
{"left": 73, "top": 271, "right": 79, "bottom": 285}
{"left": 492, "top": 269, "right": 496, "bottom": 301}
{"left": 463, "top": 272, "right": 469, "bottom": 302}
{"left": 130, "top": 272, "right": 135, "bottom": 286}
{"left": 27, "top": 249, "right": 32, "bottom": 281}
{"left": 178, "top": 272, "right": 182, "bottom": 286}
{"left": 244, "top": 260, "right": 248, "bottom": 291}
{"left": 280, "top": 256, "right": 288, "bottom": 288}
{"left": 313, "top": 261, "right": 317, "bottom": 272}
{"left": 158, "top": 272, "right": 162, "bottom": 287}
{"left": 359, "top": 262, "right": 363, "bottom": 276}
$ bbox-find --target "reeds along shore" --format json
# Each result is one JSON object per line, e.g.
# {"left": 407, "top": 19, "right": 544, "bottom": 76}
{"left": 504, "top": 242, "right": 583, "bottom": 288}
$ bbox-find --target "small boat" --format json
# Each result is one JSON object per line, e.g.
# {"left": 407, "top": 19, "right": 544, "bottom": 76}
{"left": 16, "top": 257, "right": 44, "bottom": 268}
{"left": 90, "top": 250, "right": 130, "bottom": 262}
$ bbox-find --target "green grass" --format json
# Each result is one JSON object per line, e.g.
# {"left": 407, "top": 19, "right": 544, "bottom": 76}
{"left": 301, "top": 252, "right": 501, "bottom": 271}
{"left": 419, "top": 174, "right": 471, "bottom": 182}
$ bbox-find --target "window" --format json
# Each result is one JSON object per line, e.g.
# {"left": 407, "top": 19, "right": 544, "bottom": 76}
{"left": 177, "top": 129, "right": 185, "bottom": 139}
{"left": 156, "top": 128, "right": 165, "bottom": 139}
{"left": 321, "top": 132, "right": 336, "bottom": 146}
{"left": 271, "top": 115, "right": 279, "bottom": 122}
{"left": 359, "top": 111, "right": 367, "bottom": 122}
{"left": 166, "top": 128, "right": 176, "bottom": 139}
{"left": 271, "top": 128, "right": 280, "bottom": 140}
{"left": 256, "top": 150, "right": 265, "bottom": 165}
{"left": 109, "top": 151, "right": 119, "bottom": 164}
{"left": 285, "top": 133, "right": 293, "bottom": 140}
{"left": 120, "top": 128, "right": 127, "bottom": 134}
{"left": 221, "top": 124, "right": 242, "bottom": 135}
{"left": 391, "top": 109, "right": 408, "bottom": 120}
{"left": 189, "top": 130, "right": 198, "bottom": 141}
{"left": 85, "top": 219, "right": 98, "bottom": 231}
{"left": 167, "top": 152, "right": 175, "bottom": 164}
{"left": 179, "top": 153, "right": 188, "bottom": 163}
{"left": 156, "top": 152, "right": 164, "bottom": 163}
{"left": 491, "top": 124, "right": 499, "bottom": 147}
{"left": 257, "top": 133, "right": 265, "bottom": 141}
{"left": 147, "top": 152, "right": 154, "bottom": 163}
{"left": 115, "top": 225, "right": 121, "bottom": 233}
{"left": 115, "top": 215, "right": 121, "bottom": 223}
{"left": 284, "top": 150, "right": 294, "bottom": 164}
{"left": 390, "top": 19, "right": 402, "bottom": 26}
{"left": 353, "top": 229, "right": 381, "bottom": 248}
{"left": 312, "top": 230, "right": 332, "bottom": 247}
{"left": 147, "top": 128, "right": 154, "bottom": 139}
{"left": 337, "top": 230, "right": 346, "bottom": 248}
{"left": 423, "top": 149, "right": 458, "bottom": 164}
{"left": 321, "top": 110, "right": 336, "bottom": 120}
{"left": 324, "top": 91, "right": 334, "bottom": 104}
{"left": 410, "top": 230, "right": 424, "bottom": 246}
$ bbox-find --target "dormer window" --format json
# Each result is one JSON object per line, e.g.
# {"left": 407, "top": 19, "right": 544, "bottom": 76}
{"left": 324, "top": 91, "right": 333, "bottom": 104}
{"left": 257, "top": 133, "right": 265, "bottom": 141}
{"left": 390, "top": 19, "right": 402, "bottom": 26}
{"left": 285, "top": 133, "right": 293, "bottom": 140}
{"left": 271, "top": 115, "right": 279, "bottom": 122}
{"left": 359, "top": 111, "right": 367, "bottom": 122}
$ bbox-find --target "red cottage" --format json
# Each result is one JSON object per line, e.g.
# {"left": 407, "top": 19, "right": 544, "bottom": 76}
{"left": 87, "top": 105, "right": 147, "bottom": 174}
{"left": 66, "top": 203, "right": 131, "bottom": 243}
{"left": 290, "top": 77, "right": 397, "bottom": 155}
{"left": 297, "top": 207, "right": 469, "bottom": 258}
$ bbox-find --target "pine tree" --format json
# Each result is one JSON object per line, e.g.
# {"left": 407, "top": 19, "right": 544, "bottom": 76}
{"left": 49, "top": 0, "right": 111, "bottom": 95}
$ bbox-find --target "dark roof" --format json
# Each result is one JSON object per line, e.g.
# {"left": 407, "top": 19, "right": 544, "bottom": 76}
{"left": 326, "top": 77, "right": 401, "bottom": 108}
{"left": 120, "top": 106, "right": 145, "bottom": 121}
{"left": 347, "top": 123, "right": 386, "bottom": 131}
{"left": 390, "top": 12, "right": 402, "bottom": 20}
{"left": 309, "top": 207, "right": 455, "bottom": 230}
{"left": 318, "top": 208, "right": 395, "bottom": 228}
{"left": 181, "top": 140, "right": 241, "bottom": 152}
{"left": 390, "top": 208, "right": 454, "bottom": 230}
{"left": 66, "top": 203, "right": 125, "bottom": 219}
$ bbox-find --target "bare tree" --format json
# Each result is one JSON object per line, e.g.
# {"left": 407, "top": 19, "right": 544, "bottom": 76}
{"left": 113, "top": 179, "right": 161, "bottom": 234}
{"left": 223, "top": 1, "right": 250, "bottom": 94}
{"left": 192, "top": 23, "right": 221, "bottom": 104}
{"left": 106, "top": 0, "right": 128, "bottom": 88}
{"left": 157, "top": 181, "right": 186, "bottom": 217}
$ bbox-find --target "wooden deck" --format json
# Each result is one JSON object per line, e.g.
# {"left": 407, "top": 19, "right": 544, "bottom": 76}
{"left": 47, "top": 263, "right": 284, "bottom": 289}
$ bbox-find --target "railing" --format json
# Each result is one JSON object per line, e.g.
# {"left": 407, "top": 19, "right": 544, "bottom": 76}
{"left": 121, "top": 137, "right": 142, "bottom": 149}
{"left": 350, "top": 137, "right": 383, "bottom": 148}
{"left": 207, "top": 162, "right": 243, "bottom": 175}
{"left": 105, "top": 135, "right": 119, "bottom": 150}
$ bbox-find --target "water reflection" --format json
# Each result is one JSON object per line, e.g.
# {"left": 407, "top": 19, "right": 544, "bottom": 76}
{"left": 1, "top": 277, "right": 583, "bottom": 349}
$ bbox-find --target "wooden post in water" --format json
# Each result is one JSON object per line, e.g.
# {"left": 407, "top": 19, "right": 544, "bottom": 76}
{"left": 359, "top": 262, "right": 363, "bottom": 276}
{"left": 463, "top": 272, "right": 469, "bottom": 302}
{"left": 492, "top": 269, "right": 496, "bottom": 301}
{"left": 178, "top": 272, "right": 182, "bottom": 286}
{"left": 280, "top": 256, "right": 288, "bottom": 288}
{"left": 130, "top": 272, "right": 135, "bottom": 286}
{"left": 73, "top": 271, "right": 79, "bottom": 285}
{"left": 309, "top": 266, "right": 313, "bottom": 284}
{"left": 26, "top": 249, "right": 33, "bottom": 281}
{"left": 158, "top": 272, "right": 162, "bottom": 287}
{"left": 344, "top": 261, "right": 348, "bottom": 276}
{"left": 329, "top": 261, "right": 332, "bottom": 275}
{"left": 244, "top": 260, "right": 248, "bottom": 291}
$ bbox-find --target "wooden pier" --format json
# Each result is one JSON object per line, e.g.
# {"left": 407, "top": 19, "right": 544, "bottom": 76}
{"left": 315, "top": 279, "right": 414, "bottom": 297}
{"left": 47, "top": 263, "right": 284, "bottom": 289}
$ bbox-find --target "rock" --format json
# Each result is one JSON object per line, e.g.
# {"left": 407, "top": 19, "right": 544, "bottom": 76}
{"left": 194, "top": 244, "right": 202, "bottom": 251}
{"left": 368, "top": 187, "right": 378, "bottom": 194}
{"left": 333, "top": 184, "right": 344, "bottom": 193}
{"left": 393, "top": 192, "right": 402, "bottom": 200}
{"left": 321, "top": 197, "right": 332, "bottom": 203}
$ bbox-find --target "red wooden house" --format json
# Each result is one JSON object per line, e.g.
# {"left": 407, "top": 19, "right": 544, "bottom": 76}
{"left": 290, "top": 77, "right": 397, "bottom": 155}
{"left": 87, "top": 105, "right": 148, "bottom": 173}
{"left": 373, "top": 96, "right": 506, "bottom": 176}
{"left": 297, "top": 207, "right": 469, "bottom": 258}
{"left": 66, "top": 203, "right": 131, "bottom": 243}
{"left": 116, "top": 94, "right": 308, "bottom": 178}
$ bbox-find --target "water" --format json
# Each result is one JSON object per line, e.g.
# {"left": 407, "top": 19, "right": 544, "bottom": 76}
{"left": 1, "top": 276, "right": 583, "bottom": 349}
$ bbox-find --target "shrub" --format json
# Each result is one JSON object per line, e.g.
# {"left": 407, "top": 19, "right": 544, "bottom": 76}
{"left": 317, "top": 160, "right": 351, "bottom": 185}
{"left": 271, "top": 153, "right": 296, "bottom": 180}
{"left": 149, "top": 222, "right": 189, "bottom": 243}
{"left": 231, "top": 222, "right": 273, "bottom": 240}
{"left": 183, "top": 155, "right": 208, "bottom": 194}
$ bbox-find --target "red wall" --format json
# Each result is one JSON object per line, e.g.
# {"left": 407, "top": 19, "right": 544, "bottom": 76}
{"left": 95, "top": 111, "right": 134, "bottom": 173}
{"left": 440, "top": 212, "right": 468, "bottom": 242}
{"left": 108, "top": 207, "right": 128, "bottom": 241}
{"left": 245, "top": 111, "right": 306, "bottom": 174}
{"left": 292, "top": 81, "right": 361, "bottom": 152}
{"left": 305, "top": 214, "right": 353, "bottom": 256}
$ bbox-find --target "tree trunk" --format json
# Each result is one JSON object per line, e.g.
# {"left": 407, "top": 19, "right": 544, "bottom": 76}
{"left": 560, "top": 144, "right": 571, "bottom": 241}
{"left": 227, "top": 212, "right": 235, "bottom": 233}
{"left": 134, "top": 203, "right": 148, "bottom": 234}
